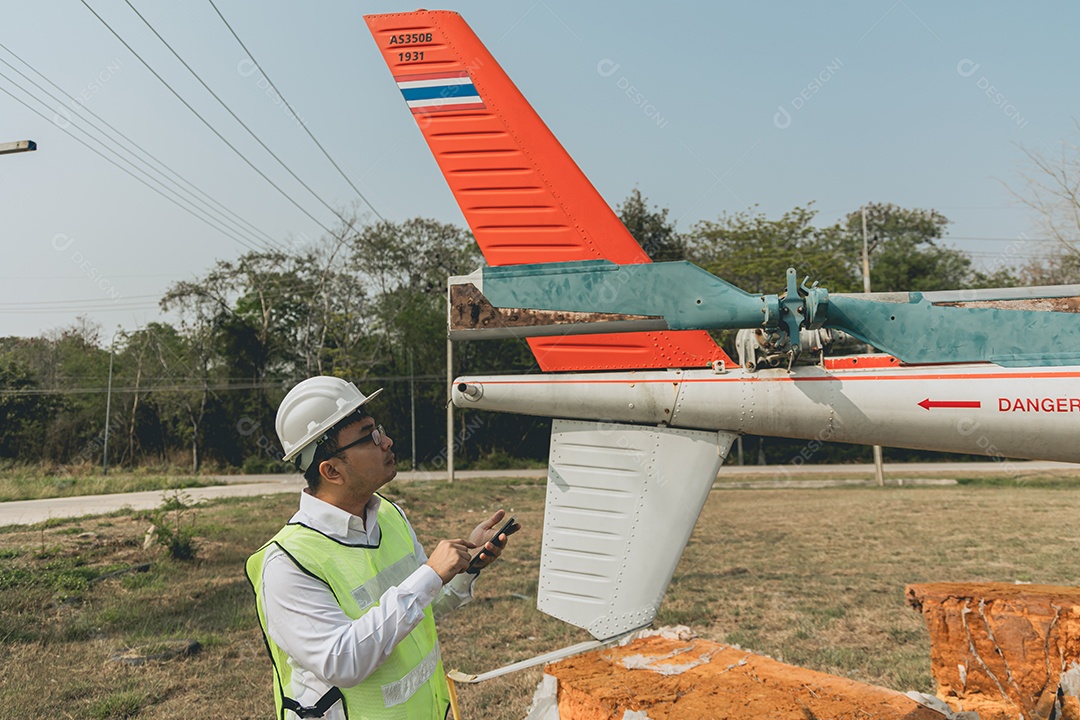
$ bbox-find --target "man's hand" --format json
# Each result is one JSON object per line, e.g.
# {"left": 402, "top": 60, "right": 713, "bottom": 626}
{"left": 425, "top": 539, "right": 474, "bottom": 584}
{"left": 467, "top": 510, "right": 520, "bottom": 573}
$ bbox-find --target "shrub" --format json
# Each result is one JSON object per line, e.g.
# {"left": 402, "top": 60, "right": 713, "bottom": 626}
{"left": 148, "top": 491, "right": 198, "bottom": 561}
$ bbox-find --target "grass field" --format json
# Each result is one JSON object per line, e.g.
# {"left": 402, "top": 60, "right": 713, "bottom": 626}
{"left": 0, "top": 469, "right": 217, "bottom": 502}
{"left": 1, "top": 475, "right": 1078, "bottom": 719}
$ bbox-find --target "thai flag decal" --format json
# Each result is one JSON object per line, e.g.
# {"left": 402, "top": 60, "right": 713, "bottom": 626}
{"left": 395, "top": 71, "right": 485, "bottom": 113}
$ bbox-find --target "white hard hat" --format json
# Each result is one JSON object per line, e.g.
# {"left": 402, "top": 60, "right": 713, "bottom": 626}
{"left": 276, "top": 376, "right": 384, "bottom": 471}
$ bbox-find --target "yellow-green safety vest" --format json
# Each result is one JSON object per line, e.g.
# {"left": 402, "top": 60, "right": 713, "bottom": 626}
{"left": 246, "top": 497, "right": 450, "bottom": 719}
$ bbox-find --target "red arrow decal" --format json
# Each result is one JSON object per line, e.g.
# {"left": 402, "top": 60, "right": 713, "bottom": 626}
{"left": 918, "top": 398, "right": 982, "bottom": 411}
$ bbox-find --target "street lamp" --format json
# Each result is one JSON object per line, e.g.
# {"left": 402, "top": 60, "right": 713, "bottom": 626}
{"left": 0, "top": 140, "right": 36, "bottom": 155}
{"left": 103, "top": 328, "right": 122, "bottom": 475}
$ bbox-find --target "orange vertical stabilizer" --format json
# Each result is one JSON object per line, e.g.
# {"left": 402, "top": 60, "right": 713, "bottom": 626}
{"left": 364, "top": 10, "right": 731, "bottom": 371}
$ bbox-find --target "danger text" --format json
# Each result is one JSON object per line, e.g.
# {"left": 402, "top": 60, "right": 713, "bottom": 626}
{"left": 999, "top": 397, "right": 1080, "bottom": 412}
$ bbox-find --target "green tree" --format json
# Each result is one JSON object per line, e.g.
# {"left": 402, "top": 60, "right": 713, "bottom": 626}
{"left": 298, "top": 230, "right": 371, "bottom": 378}
{"left": 0, "top": 357, "right": 63, "bottom": 460}
{"left": 687, "top": 204, "right": 859, "bottom": 293}
{"left": 115, "top": 322, "right": 199, "bottom": 467}
{"left": 40, "top": 320, "right": 113, "bottom": 464}
{"left": 352, "top": 217, "right": 481, "bottom": 297}
{"left": 617, "top": 188, "right": 686, "bottom": 261}
{"left": 351, "top": 218, "right": 484, "bottom": 466}
{"left": 163, "top": 250, "right": 311, "bottom": 385}
{"left": 156, "top": 287, "right": 226, "bottom": 472}
{"left": 843, "top": 203, "right": 958, "bottom": 292}
{"left": 841, "top": 202, "right": 1018, "bottom": 291}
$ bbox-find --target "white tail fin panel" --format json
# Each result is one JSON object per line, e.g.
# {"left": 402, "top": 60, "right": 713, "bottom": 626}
{"left": 538, "top": 419, "right": 734, "bottom": 639}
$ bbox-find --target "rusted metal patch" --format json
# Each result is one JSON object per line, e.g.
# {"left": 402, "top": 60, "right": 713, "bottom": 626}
{"left": 937, "top": 296, "right": 1080, "bottom": 313}
{"left": 449, "top": 283, "right": 662, "bottom": 331}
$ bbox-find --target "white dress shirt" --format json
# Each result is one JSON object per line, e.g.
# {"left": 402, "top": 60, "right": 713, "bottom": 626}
{"left": 259, "top": 490, "right": 475, "bottom": 718}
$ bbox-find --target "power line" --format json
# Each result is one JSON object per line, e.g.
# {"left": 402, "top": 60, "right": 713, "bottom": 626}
{"left": 0, "top": 306, "right": 162, "bottom": 315}
{"left": 0, "top": 305, "right": 162, "bottom": 314}
{"left": 0, "top": 273, "right": 190, "bottom": 280}
{"left": 947, "top": 236, "right": 1060, "bottom": 243}
{"left": 0, "top": 47, "right": 280, "bottom": 251}
{"left": 78, "top": 0, "right": 337, "bottom": 237}
{"left": 120, "top": 0, "right": 372, "bottom": 238}
{"left": 0, "top": 80, "right": 266, "bottom": 253}
{"left": 207, "top": 0, "right": 385, "bottom": 222}
{"left": 0, "top": 382, "right": 280, "bottom": 396}
{"left": 0, "top": 293, "right": 162, "bottom": 306}
{"left": 121, "top": 0, "right": 360, "bottom": 233}
{"left": 967, "top": 252, "right": 1044, "bottom": 259}
{"left": 0, "top": 47, "right": 279, "bottom": 250}
{"left": 0, "top": 375, "right": 447, "bottom": 396}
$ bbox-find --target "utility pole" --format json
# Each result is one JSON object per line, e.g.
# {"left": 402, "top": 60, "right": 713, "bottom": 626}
{"left": 862, "top": 207, "right": 886, "bottom": 487}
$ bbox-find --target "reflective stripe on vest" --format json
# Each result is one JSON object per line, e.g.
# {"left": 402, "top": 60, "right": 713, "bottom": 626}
{"left": 383, "top": 643, "right": 439, "bottom": 707}
{"left": 246, "top": 497, "right": 450, "bottom": 719}
{"left": 351, "top": 554, "right": 417, "bottom": 611}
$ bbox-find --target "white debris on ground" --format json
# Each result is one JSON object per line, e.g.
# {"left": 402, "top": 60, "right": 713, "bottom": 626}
{"left": 522, "top": 673, "right": 560, "bottom": 720}
{"left": 617, "top": 625, "right": 697, "bottom": 645}
{"left": 619, "top": 643, "right": 719, "bottom": 676}
{"left": 523, "top": 628, "right": 700, "bottom": 718}
{"left": 617, "top": 626, "right": 722, "bottom": 676}
{"left": 904, "top": 692, "right": 981, "bottom": 719}
{"left": 1061, "top": 661, "right": 1080, "bottom": 697}
{"left": 904, "top": 660, "right": 1080, "bottom": 719}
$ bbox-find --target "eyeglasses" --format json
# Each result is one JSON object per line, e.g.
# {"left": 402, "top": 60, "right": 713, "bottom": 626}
{"left": 331, "top": 424, "right": 385, "bottom": 457}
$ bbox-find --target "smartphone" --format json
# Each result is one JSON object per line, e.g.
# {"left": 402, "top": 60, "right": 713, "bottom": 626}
{"left": 490, "top": 515, "right": 518, "bottom": 547}
{"left": 465, "top": 516, "right": 517, "bottom": 574}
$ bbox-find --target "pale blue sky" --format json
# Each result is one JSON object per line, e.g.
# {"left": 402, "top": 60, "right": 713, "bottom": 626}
{"left": 1, "top": 1, "right": 1076, "bottom": 339}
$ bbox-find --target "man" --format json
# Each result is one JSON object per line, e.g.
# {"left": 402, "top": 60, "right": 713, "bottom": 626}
{"left": 246, "top": 376, "right": 517, "bottom": 719}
